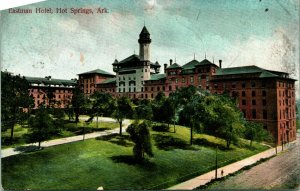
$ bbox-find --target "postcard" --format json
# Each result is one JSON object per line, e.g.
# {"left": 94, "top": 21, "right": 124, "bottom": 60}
{"left": 1, "top": 0, "right": 299, "bottom": 190}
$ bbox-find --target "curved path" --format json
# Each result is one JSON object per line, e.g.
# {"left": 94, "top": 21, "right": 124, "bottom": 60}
{"left": 1, "top": 117, "right": 131, "bottom": 158}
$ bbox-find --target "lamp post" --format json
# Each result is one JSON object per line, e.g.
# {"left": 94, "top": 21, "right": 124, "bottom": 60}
{"left": 282, "top": 127, "right": 284, "bottom": 151}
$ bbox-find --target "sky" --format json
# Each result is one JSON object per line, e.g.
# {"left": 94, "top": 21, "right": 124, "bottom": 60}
{"left": 0, "top": 0, "right": 299, "bottom": 94}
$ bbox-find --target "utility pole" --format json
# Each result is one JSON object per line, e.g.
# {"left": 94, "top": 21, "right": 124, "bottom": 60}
{"left": 215, "top": 145, "right": 218, "bottom": 179}
{"left": 282, "top": 128, "right": 284, "bottom": 151}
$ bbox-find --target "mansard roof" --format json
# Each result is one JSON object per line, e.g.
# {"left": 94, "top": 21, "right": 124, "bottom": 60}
{"left": 215, "top": 65, "right": 294, "bottom": 80}
{"left": 101, "top": 78, "right": 116, "bottom": 84}
{"left": 181, "top": 59, "right": 217, "bottom": 70}
{"left": 118, "top": 54, "right": 140, "bottom": 65}
{"left": 166, "top": 63, "right": 182, "bottom": 69}
{"left": 78, "top": 69, "right": 115, "bottom": 76}
{"left": 25, "top": 76, "right": 77, "bottom": 86}
{"left": 148, "top": 73, "right": 166, "bottom": 81}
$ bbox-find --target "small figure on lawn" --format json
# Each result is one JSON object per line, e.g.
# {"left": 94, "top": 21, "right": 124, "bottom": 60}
{"left": 221, "top": 169, "right": 224, "bottom": 177}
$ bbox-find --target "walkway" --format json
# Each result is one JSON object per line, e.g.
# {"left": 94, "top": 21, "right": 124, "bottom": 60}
{"left": 1, "top": 117, "right": 131, "bottom": 158}
{"left": 168, "top": 139, "right": 297, "bottom": 190}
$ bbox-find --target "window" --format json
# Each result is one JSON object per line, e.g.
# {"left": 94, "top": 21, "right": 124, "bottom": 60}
{"left": 182, "top": 78, "right": 185, "bottom": 83}
{"left": 141, "top": 87, "right": 143, "bottom": 92}
{"left": 252, "top": 100, "right": 256, "bottom": 105}
{"left": 129, "top": 88, "right": 131, "bottom": 92}
{"left": 145, "top": 94, "right": 148, "bottom": 98}
{"left": 262, "top": 81, "right": 266, "bottom": 87}
{"left": 214, "top": 84, "right": 218, "bottom": 89}
{"left": 251, "top": 82, "right": 256, "bottom": 87}
{"left": 123, "top": 88, "right": 125, "bottom": 92}
{"left": 157, "top": 87, "right": 160, "bottom": 91}
{"left": 242, "top": 91, "right": 246, "bottom": 97}
{"left": 263, "top": 110, "right": 267, "bottom": 119}
{"left": 252, "top": 91, "right": 256, "bottom": 97}
{"left": 151, "top": 87, "right": 154, "bottom": 91}
{"left": 242, "top": 100, "right": 246, "bottom": 105}
{"left": 169, "top": 86, "right": 172, "bottom": 91}
{"left": 175, "top": 78, "right": 178, "bottom": 84}
{"left": 190, "top": 76, "right": 194, "bottom": 83}
{"left": 201, "top": 75, "right": 206, "bottom": 79}
{"left": 145, "top": 87, "right": 148, "bottom": 91}
{"left": 242, "top": 82, "right": 246, "bottom": 88}
{"left": 252, "top": 109, "right": 256, "bottom": 119}
{"left": 151, "top": 94, "right": 153, "bottom": 98}
{"left": 232, "top": 83, "right": 236, "bottom": 89}
{"left": 263, "top": 99, "right": 267, "bottom": 106}
{"left": 262, "top": 90, "right": 266, "bottom": 97}
{"left": 141, "top": 94, "right": 144, "bottom": 98}
{"left": 163, "top": 86, "right": 165, "bottom": 91}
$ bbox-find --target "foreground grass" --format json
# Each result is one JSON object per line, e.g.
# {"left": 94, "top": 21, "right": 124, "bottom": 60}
{"left": 1, "top": 119, "right": 119, "bottom": 149}
{"left": 2, "top": 126, "right": 268, "bottom": 190}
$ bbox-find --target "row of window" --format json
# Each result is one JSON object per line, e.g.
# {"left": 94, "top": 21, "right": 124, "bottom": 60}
{"left": 278, "top": 82, "right": 294, "bottom": 88}
{"left": 241, "top": 99, "right": 267, "bottom": 106}
{"left": 279, "top": 108, "right": 295, "bottom": 120}
{"left": 241, "top": 109, "right": 267, "bottom": 119}
{"left": 241, "top": 90, "right": 266, "bottom": 97}
{"left": 171, "top": 75, "right": 209, "bottom": 84}
{"left": 279, "top": 90, "right": 294, "bottom": 97}
{"left": 167, "top": 68, "right": 213, "bottom": 76}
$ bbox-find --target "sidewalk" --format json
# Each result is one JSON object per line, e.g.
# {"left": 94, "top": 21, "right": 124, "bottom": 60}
{"left": 168, "top": 140, "right": 298, "bottom": 190}
{"left": 1, "top": 118, "right": 131, "bottom": 158}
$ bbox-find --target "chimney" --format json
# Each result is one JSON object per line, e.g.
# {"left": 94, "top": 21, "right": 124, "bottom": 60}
{"left": 164, "top": 63, "right": 167, "bottom": 73}
{"left": 219, "top": 60, "right": 222, "bottom": 68}
{"left": 169, "top": 59, "right": 173, "bottom": 66}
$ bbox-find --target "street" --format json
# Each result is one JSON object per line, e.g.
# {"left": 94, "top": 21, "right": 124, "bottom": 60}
{"left": 208, "top": 133, "right": 300, "bottom": 189}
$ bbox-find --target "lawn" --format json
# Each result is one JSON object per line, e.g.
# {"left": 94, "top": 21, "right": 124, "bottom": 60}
{"left": 1, "top": 119, "right": 119, "bottom": 149}
{"left": 2, "top": 125, "right": 268, "bottom": 190}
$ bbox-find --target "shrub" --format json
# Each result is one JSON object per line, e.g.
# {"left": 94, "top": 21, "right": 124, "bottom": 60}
{"left": 152, "top": 125, "right": 169, "bottom": 132}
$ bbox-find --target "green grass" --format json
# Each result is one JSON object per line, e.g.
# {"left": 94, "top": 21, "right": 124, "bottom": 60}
{"left": 1, "top": 119, "right": 119, "bottom": 149}
{"left": 296, "top": 119, "right": 300, "bottom": 130}
{"left": 2, "top": 125, "right": 268, "bottom": 190}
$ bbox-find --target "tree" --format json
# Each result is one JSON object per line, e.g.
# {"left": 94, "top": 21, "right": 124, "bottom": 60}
{"left": 90, "top": 92, "right": 113, "bottom": 128}
{"left": 112, "top": 96, "right": 134, "bottom": 135}
{"left": 181, "top": 94, "right": 205, "bottom": 145}
{"left": 71, "top": 83, "right": 85, "bottom": 123}
{"left": 202, "top": 95, "right": 245, "bottom": 148}
{"left": 28, "top": 107, "right": 54, "bottom": 148}
{"left": 151, "top": 92, "right": 166, "bottom": 123}
{"left": 134, "top": 99, "right": 153, "bottom": 121}
{"left": 1, "top": 72, "right": 34, "bottom": 144}
{"left": 51, "top": 108, "right": 65, "bottom": 135}
{"left": 126, "top": 121, "right": 153, "bottom": 161}
{"left": 244, "top": 121, "right": 270, "bottom": 146}
{"left": 161, "top": 98, "right": 175, "bottom": 129}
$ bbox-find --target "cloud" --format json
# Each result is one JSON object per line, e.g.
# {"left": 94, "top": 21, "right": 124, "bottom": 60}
{"left": 221, "top": 27, "right": 299, "bottom": 78}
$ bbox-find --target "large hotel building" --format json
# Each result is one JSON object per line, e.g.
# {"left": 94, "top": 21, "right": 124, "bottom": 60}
{"left": 23, "top": 26, "right": 297, "bottom": 145}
